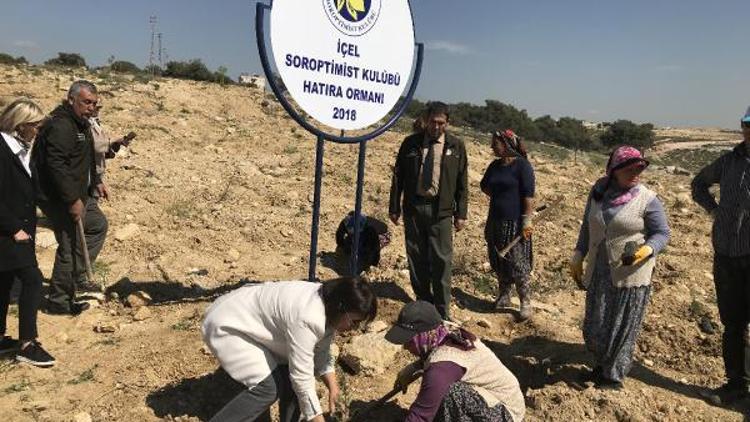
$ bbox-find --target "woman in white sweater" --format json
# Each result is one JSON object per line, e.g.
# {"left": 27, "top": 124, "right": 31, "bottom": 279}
{"left": 202, "top": 277, "right": 376, "bottom": 422}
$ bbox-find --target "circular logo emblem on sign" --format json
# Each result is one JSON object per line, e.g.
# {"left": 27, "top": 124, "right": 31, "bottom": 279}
{"left": 323, "top": 0, "right": 381, "bottom": 36}
{"left": 271, "top": 0, "right": 414, "bottom": 130}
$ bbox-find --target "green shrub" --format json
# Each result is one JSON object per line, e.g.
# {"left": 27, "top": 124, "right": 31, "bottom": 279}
{"left": 0, "top": 53, "right": 27, "bottom": 65}
{"left": 599, "top": 119, "right": 655, "bottom": 149}
{"left": 44, "top": 52, "right": 87, "bottom": 68}
{"left": 110, "top": 60, "right": 140, "bottom": 74}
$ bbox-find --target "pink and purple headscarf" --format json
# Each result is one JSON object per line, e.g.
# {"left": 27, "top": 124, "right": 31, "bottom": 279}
{"left": 406, "top": 324, "right": 476, "bottom": 358}
{"left": 592, "top": 145, "right": 649, "bottom": 206}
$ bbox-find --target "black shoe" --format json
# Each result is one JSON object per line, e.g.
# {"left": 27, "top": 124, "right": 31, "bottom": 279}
{"left": 700, "top": 382, "right": 749, "bottom": 406}
{"left": 596, "top": 378, "right": 623, "bottom": 390}
{"left": 16, "top": 341, "right": 55, "bottom": 367}
{"left": 580, "top": 366, "right": 603, "bottom": 383}
{"left": 44, "top": 301, "right": 90, "bottom": 316}
{"left": 0, "top": 336, "right": 19, "bottom": 353}
{"left": 77, "top": 281, "right": 103, "bottom": 293}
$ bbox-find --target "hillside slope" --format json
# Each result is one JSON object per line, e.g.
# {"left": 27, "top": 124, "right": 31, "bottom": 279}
{"left": 0, "top": 64, "right": 745, "bottom": 421}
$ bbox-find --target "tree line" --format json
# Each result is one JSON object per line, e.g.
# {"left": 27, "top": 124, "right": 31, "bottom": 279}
{"left": 1, "top": 51, "right": 655, "bottom": 150}
{"left": 1, "top": 51, "right": 233, "bottom": 85}
{"left": 406, "top": 99, "right": 655, "bottom": 150}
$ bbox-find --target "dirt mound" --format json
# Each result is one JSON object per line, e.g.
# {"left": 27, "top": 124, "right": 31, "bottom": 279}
{"left": 0, "top": 64, "right": 745, "bottom": 421}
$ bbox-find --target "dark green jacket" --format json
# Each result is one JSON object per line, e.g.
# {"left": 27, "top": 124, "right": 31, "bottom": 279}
{"left": 32, "top": 103, "right": 99, "bottom": 204}
{"left": 389, "top": 132, "right": 468, "bottom": 219}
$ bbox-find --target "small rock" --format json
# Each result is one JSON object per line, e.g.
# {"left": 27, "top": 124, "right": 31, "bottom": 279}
{"left": 125, "top": 291, "right": 152, "bottom": 309}
{"left": 94, "top": 324, "right": 117, "bottom": 333}
{"left": 74, "top": 412, "right": 92, "bottom": 422}
{"left": 200, "top": 345, "right": 212, "bottom": 356}
{"left": 643, "top": 359, "right": 654, "bottom": 367}
{"left": 365, "top": 320, "right": 389, "bottom": 333}
{"left": 698, "top": 316, "right": 715, "bottom": 334}
{"left": 114, "top": 223, "right": 140, "bottom": 241}
{"left": 188, "top": 268, "right": 209, "bottom": 276}
{"left": 133, "top": 306, "right": 152, "bottom": 321}
{"left": 339, "top": 331, "right": 402, "bottom": 376}
{"left": 225, "top": 249, "right": 241, "bottom": 263}
{"left": 476, "top": 319, "right": 492, "bottom": 329}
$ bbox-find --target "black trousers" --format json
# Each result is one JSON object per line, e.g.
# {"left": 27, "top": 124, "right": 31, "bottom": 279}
{"left": 713, "top": 254, "right": 750, "bottom": 386}
{"left": 210, "top": 366, "right": 300, "bottom": 422}
{"left": 0, "top": 266, "right": 43, "bottom": 341}
{"left": 39, "top": 197, "right": 108, "bottom": 311}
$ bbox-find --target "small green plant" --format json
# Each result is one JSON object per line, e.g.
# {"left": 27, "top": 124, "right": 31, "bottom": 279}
{"left": 166, "top": 198, "right": 197, "bottom": 219}
{"left": 94, "top": 337, "right": 120, "bottom": 347}
{"left": 2, "top": 378, "right": 30, "bottom": 395}
{"left": 93, "top": 260, "right": 111, "bottom": 279}
{"left": 68, "top": 365, "right": 97, "bottom": 385}
{"left": 472, "top": 274, "right": 497, "bottom": 297}
{"left": 283, "top": 144, "right": 299, "bottom": 154}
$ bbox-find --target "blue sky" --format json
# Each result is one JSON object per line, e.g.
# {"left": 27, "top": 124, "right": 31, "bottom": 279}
{"left": 1, "top": 0, "right": 748, "bottom": 128}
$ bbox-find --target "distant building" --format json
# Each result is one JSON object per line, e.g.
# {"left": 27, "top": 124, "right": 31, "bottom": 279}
{"left": 239, "top": 73, "right": 266, "bottom": 90}
{"left": 582, "top": 120, "right": 606, "bottom": 130}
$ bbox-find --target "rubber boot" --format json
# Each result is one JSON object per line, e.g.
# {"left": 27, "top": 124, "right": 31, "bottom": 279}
{"left": 494, "top": 285, "right": 512, "bottom": 310}
{"left": 518, "top": 295, "right": 533, "bottom": 321}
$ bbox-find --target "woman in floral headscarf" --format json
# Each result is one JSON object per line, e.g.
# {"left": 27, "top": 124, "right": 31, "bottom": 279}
{"left": 481, "top": 129, "right": 536, "bottom": 321}
{"left": 385, "top": 300, "right": 525, "bottom": 421}
{"left": 569, "top": 145, "right": 670, "bottom": 390}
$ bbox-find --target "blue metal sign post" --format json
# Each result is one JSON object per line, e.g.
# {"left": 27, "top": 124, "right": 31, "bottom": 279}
{"left": 255, "top": 1, "right": 424, "bottom": 280}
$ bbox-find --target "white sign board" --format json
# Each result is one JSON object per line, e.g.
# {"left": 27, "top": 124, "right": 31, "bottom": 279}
{"left": 270, "top": 0, "right": 415, "bottom": 130}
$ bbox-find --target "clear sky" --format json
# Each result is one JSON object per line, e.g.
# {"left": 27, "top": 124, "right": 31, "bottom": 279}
{"left": 1, "top": 0, "right": 748, "bottom": 128}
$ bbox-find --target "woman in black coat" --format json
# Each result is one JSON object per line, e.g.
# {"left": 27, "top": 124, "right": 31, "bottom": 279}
{"left": 0, "top": 98, "right": 55, "bottom": 367}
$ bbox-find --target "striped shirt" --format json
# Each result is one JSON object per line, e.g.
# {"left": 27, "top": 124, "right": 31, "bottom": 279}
{"left": 691, "top": 143, "right": 750, "bottom": 257}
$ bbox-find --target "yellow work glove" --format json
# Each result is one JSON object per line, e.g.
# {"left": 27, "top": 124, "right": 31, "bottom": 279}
{"left": 394, "top": 361, "right": 421, "bottom": 394}
{"left": 630, "top": 245, "right": 654, "bottom": 266}
{"left": 569, "top": 250, "right": 585, "bottom": 290}
{"left": 521, "top": 215, "right": 533, "bottom": 239}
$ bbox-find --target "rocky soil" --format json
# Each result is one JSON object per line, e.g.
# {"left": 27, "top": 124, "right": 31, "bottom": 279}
{"left": 0, "top": 64, "right": 746, "bottom": 421}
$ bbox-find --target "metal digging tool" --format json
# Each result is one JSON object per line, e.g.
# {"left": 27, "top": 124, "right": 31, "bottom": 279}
{"left": 348, "top": 369, "right": 424, "bottom": 421}
{"left": 494, "top": 203, "right": 550, "bottom": 260}
{"left": 76, "top": 218, "right": 96, "bottom": 287}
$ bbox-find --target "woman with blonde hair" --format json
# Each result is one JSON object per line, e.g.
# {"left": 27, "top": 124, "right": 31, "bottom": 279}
{"left": 0, "top": 98, "right": 55, "bottom": 367}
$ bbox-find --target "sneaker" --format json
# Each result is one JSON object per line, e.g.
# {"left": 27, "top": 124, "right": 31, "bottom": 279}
{"left": 44, "top": 301, "right": 90, "bottom": 316}
{"left": 16, "top": 341, "right": 55, "bottom": 367}
{"left": 596, "top": 378, "right": 623, "bottom": 390}
{"left": 518, "top": 299, "right": 533, "bottom": 321}
{"left": 0, "top": 336, "right": 19, "bottom": 353}
{"left": 700, "top": 382, "right": 749, "bottom": 406}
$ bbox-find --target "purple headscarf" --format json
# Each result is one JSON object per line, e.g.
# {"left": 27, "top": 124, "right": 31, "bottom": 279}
{"left": 407, "top": 324, "right": 476, "bottom": 358}
{"left": 592, "top": 145, "right": 649, "bottom": 206}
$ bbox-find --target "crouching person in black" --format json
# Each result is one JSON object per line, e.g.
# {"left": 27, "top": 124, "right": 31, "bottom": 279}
{"left": 335, "top": 211, "right": 391, "bottom": 274}
{"left": 0, "top": 98, "right": 55, "bottom": 367}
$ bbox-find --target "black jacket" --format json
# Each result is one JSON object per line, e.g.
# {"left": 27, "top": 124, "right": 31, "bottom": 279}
{"left": 0, "top": 135, "right": 38, "bottom": 271}
{"left": 389, "top": 132, "right": 468, "bottom": 219}
{"left": 32, "top": 103, "right": 99, "bottom": 204}
{"left": 335, "top": 212, "right": 390, "bottom": 272}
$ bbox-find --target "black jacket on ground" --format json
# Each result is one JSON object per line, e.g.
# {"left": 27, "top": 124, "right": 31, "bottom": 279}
{"left": 32, "top": 103, "right": 99, "bottom": 204}
{"left": 0, "top": 136, "right": 38, "bottom": 271}
{"left": 389, "top": 132, "right": 468, "bottom": 220}
{"left": 335, "top": 212, "right": 389, "bottom": 271}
